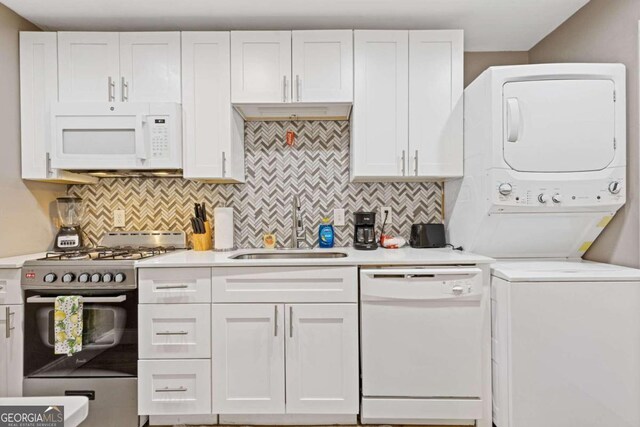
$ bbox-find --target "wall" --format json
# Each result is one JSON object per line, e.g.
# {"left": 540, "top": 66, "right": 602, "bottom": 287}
{"left": 0, "top": 4, "right": 65, "bottom": 257}
{"left": 529, "top": 0, "right": 640, "bottom": 267}
{"left": 69, "top": 121, "right": 442, "bottom": 248}
{"left": 464, "top": 51, "right": 529, "bottom": 86}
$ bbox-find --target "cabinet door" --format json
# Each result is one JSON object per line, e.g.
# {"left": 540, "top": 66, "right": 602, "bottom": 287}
{"left": 352, "top": 31, "right": 409, "bottom": 180}
{"left": 409, "top": 30, "right": 463, "bottom": 178}
{"left": 0, "top": 305, "right": 23, "bottom": 397}
{"left": 231, "top": 31, "right": 292, "bottom": 103}
{"left": 285, "top": 304, "right": 359, "bottom": 414}
{"left": 58, "top": 32, "right": 120, "bottom": 102}
{"left": 119, "top": 32, "right": 181, "bottom": 102}
{"left": 212, "top": 304, "right": 285, "bottom": 414}
{"left": 182, "top": 32, "right": 245, "bottom": 182}
{"left": 291, "top": 30, "right": 353, "bottom": 102}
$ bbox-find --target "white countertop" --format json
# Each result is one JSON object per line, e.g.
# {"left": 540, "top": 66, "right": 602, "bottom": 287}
{"left": 0, "top": 396, "right": 89, "bottom": 427}
{"left": 0, "top": 252, "right": 47, "bottom": 268}
{"left": 136, "top": 246, "right": 493, "bottom": 268}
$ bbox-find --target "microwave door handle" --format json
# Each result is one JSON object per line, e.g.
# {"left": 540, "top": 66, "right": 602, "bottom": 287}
{"left": 135, "top": 115, "right": 148, "bottom": 161}
{"left": 26, "top": 295, "right": 127, "bottom": 304}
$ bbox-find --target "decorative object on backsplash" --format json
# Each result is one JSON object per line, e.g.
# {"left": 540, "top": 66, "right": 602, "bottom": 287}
{"left": 68, "top": 121, "right": 442, "bottom": 248}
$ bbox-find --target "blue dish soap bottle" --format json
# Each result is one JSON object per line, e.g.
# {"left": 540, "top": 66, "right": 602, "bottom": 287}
{"left": 318, "top": 217, "right": 335, "bottom": 248}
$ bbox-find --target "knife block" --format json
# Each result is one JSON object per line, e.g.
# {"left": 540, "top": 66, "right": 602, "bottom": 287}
{"left": 192, "top": 221, "right": 213, "bottom": 251}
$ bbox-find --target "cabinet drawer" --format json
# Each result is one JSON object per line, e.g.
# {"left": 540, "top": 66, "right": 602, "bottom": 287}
{"left": 139, "top": 268, "right": 211, "bottom": 304}
{"left": 139, "top": 304, "right": 211, "bottom": 359}
{"left": 0, "top": 269, "right": 22, "bottom": 305}
{"left": 138, "top": 359, "right": 211, "bottom": 415}
{"left": 212, "top": 266, "right": 357, "bottom": 303}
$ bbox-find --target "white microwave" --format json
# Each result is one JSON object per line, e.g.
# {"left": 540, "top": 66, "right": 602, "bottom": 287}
{"left": 50, "top": 102, "right": 182, "bottom": 170}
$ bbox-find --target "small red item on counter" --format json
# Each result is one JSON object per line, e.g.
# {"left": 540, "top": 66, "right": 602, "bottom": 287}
{"left": 286, "top": 130, "right": 295, "bottom": 146}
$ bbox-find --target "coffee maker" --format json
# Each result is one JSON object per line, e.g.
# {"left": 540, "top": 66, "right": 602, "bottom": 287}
{"left": 54, "top": 196, "right": 85, "bottom": 251}
{"left": 353, "top": 211, "right": 377, "bottom": 250}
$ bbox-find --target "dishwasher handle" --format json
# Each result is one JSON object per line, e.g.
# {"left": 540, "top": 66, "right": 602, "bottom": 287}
{"left": 363, "top": 267, "right": 482, "bottom": 279}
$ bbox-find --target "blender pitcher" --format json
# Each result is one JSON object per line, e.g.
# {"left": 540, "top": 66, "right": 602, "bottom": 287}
{"left": 54, "top": 196, "right": 85, "bottom": 251}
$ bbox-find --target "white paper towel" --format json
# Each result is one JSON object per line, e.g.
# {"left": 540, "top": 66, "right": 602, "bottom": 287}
{"left": 214, "top": 207, "right": 234, "bottom": 250}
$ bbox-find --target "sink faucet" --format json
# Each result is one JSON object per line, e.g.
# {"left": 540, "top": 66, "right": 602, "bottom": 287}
{"left": 290, "top": 195, "right": 308, "bottom": 249}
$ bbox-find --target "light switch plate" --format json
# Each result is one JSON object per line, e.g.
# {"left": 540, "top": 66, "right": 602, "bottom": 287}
{"left": 334, "top": 208, "right": 346, "bottom": 226}
{"left": 114, "top": 209, "right": 126, "bottom": 228}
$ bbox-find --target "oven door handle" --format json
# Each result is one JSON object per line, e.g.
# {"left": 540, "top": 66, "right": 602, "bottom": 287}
{"left": 26, "top": 295, "right": 127, "bottom": 304}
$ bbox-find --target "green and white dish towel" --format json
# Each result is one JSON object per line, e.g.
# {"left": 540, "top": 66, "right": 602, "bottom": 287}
{"left": 54, "top": 295, "right": 83, "bottom": 356}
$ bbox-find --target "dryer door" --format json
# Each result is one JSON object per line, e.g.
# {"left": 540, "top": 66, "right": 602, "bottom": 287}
{"left": 502, "top": 79, "right": 615, "bottom": 173}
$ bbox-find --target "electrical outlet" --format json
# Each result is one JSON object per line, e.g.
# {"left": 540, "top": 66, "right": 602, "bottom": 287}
{"left": 334, "top": 208, "right": 346, "bottom": 226}
{"left": 381, "top": 207, "right": 393, "bottom": 225}
{"left": 113, "top": 210, "right": 126, "bottom": 228}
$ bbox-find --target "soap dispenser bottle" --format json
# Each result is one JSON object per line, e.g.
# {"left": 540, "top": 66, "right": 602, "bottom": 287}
{"left": 318, "top": 217, "right": 335, "bottom": 248}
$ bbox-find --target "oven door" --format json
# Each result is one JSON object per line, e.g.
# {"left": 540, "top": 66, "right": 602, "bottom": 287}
{"left": 24, "top": 289, "right": 137, "bottom": 378}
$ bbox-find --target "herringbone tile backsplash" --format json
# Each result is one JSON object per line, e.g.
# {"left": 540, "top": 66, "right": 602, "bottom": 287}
{"left": 68, "top": 121, "right": 442, "bottom": 248}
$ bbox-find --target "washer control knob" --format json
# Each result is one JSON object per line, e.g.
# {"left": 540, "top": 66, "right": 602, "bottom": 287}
{"left": 44, "top": 273, "right": 57, "bottom": 283}
{"left": 538, "top": 194, "right": 549, "bottom": 204}
{"left": 609, "top": 181, "right": 621, "bottom": 194}
{"left": 114, "top": 273, "right": 126, "bottom": 283}
{"left": 552, "top": 193, "right": 562, "bottom": 203}
{"left": 498, "top": 183, "right": 513, "bottom": 196}
{"left": 90, "top": 273, "right": 102, "bottom": 283}
{"left": 62, "top": 273, "right": 75, "bottom": 283}
{"left": 78, "top": 273, "right": 90, "bottom": 283}
{"left": 102, "top": 273, "right": 113, "bottom": 283}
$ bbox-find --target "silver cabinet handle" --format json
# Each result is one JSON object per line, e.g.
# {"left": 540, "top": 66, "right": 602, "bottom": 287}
{"left": 155, "top": 386, "right": 187, "bottom": 393}
{"left": 296, "top": 75, "right": 301, "bottom": 102}
{"left": 5, "top": 307, "right": 14, "bottom": 339}
{"left": 401, "top": 150, "right": 406, "bottom": 176}
{"left": 156, "top": 284, "right": 189, "bottom": 290}
{"left": 156, "top": 331, "right": 188, "bottom": 336}
{"left": 289, "top": 306, "right": 293, "bottom": 338}
{"left": 274, "top": 305, "right": 278, "bottom": 336}
{"left": 108, "top": 76, "right": 115, "bottom": 101}
{"left": 414, "top": 150, "right": 419, "bottom": 176}
{"left": 222, "top": 151, "right": 227, "bottom": 177}
{"left": 121, "top": 77, "right": 129, "bottom": 102}
{"left": 282, "top": 76, "right": 288, "bottom": 102}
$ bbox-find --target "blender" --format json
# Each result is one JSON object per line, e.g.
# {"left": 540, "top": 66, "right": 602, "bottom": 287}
{"left": 54, "top": 196, "right": 85, "bottom": 251}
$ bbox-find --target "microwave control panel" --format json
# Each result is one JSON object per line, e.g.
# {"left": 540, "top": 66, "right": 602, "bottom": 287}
{"left": 149, "top": 117, "right": 170, "bottom": 158}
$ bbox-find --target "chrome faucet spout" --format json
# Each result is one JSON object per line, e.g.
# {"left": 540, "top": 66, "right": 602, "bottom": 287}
{"left": 290, "top": 196, "right": 307, "bottom": 249}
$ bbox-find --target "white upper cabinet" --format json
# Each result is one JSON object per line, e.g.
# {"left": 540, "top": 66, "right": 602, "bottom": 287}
{"left": 291, "top": 30, "right": 353, "bottom": 102}
{"left": 58, "top": 32, "right": 120, "bottom": 102}
{"left": 352, "top": 30, "right": 409, "bottom": 180}
{"left": 231, "top": 31, "right": 292, "bottom": 103}
{"left": 351, "top": 30, "right": 463, "bottom": 181}
{"left": 58, "top": 32, "right": 180, "bottom": 103}
{"left": 120, "top": 32, "right": 181, "bottom": 102}
{"left": 182, "top": 32, "right": 244, "bottom": 182}
{"left": 409, "top": 30, "right": 463, "bottom": 178}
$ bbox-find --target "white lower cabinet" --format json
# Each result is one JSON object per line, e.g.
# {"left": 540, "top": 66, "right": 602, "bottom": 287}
{"left": 0, "top": 304, "right": 23, "bottom": 397}
{"left": 285, "top": 304, "right": 359, "bottom": 414}
{"left": 212, "top": 302, "right": 359, "bottom": 415}
{"left": 138, "top": 359, "right": 211, "bottom": 415}
{"left": 212, "top": 304, "right": 286, "bottom": 414}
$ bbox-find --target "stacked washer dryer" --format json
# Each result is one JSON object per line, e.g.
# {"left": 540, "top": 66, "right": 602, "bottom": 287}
{"left": 446, "top": 63, "right": 640, "bottom": 427}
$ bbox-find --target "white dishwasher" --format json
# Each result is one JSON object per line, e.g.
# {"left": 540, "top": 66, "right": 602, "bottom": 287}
{"left": 360, "top": 267, "right": 487, "bottom": 425}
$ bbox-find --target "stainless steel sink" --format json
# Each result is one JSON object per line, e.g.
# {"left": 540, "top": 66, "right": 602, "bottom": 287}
{"left": 230, "top": 251, "right": 348, "bottom": 260}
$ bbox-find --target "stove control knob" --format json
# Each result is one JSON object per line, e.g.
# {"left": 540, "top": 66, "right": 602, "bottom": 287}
{"left": 538, "top": 194, "right": 549, "bottom": 204}
{"left": 498, "top": 183, "right": 513, "bottom": 196}
{"left": 44, "top": 273, "right": 57, "bottom": 283}
{"left": 62, "top": 273, "right": 75, "bottom": 283}
{"left": 102, "top": 273, "right": 113, "bottom": 283}
{"left": 78, "top": 273, "right": 90, "bottom": 283}
{"left": 90, "top": 273, "right": 102, "bottom": 283}
{"left": 552, "top": 193, "right": 562, "bottom": 203}
{"left": 609, "top": 181, "right": 621, "bottom": 194}
{"left": 114, "top": 273, "right": 126, "bottom": 283}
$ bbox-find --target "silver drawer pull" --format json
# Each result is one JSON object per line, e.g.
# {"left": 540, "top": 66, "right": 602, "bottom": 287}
{"left": 156, "top": 285, "right": 189, "bottom": 290}
{"left": 156, "top": 331, "right": 188, "bottom": 336}
{"left": 155, "top": 386, "right": 187, "bottom": 393}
